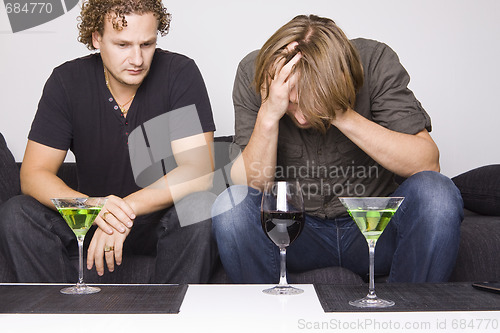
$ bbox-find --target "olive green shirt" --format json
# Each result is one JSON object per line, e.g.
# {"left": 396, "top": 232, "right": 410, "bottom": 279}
{"left": 231, "top": 38, "right": 432, "bottom": 219}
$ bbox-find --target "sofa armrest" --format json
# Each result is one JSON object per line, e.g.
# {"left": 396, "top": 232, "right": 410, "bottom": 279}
{"left": 0, "top": 134, "right": 21, "bottom": 204}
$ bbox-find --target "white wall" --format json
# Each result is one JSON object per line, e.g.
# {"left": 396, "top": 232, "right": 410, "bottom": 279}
{"left": 1, "top": 0, "right": 499, "bottom": 177}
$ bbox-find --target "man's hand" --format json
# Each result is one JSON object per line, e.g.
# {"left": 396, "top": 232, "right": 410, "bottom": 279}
{"left": 260, "top": 42, "right": 302, "bottom": 123}
{"left": 230, "top": 43, "right": 302, "bottom": 188}
{"left": 95, "top": 195, "right": 136, "bottom": 234}
{"left": 87, "top": 226, "right": 131, "bottom": 275}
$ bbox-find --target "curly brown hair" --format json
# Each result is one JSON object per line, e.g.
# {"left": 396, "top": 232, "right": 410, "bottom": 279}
{"left": 78, "top": 0, "right": 171, "bottom": 50}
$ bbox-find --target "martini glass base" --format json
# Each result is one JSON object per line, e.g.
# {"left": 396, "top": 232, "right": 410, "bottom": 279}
{"left": 263, "top": 285, "right": 304, "bottom": 295}
{"left": 60, "top": 284, "right": 101, "bottom": 295}
{"left": 349, "top": 295, "right": 394, "bottom": 308}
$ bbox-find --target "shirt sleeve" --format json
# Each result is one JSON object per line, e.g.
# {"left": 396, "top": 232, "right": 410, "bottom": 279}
{"left": 28, "top": 67, "right": 73, "bottom": 151}
{"left": 166, "top": 58, "right": 216, "bottom": 135}
{"left": 231, "top": 50, "right": 262, "bottom": 159}
{"left": 367, "top": 41, "right": 432, "bottom": 134}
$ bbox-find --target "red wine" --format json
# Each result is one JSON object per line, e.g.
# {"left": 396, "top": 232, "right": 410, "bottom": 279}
{"left": 261, "top": 211, "right": 305, "bottom": 247}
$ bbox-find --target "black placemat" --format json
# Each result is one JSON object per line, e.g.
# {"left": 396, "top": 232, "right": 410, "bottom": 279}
{"left": 314, "top": 283, "right": 500, "bottom": 312}
{"left": 0, "top": 284, "right": 188, "bottom": 314}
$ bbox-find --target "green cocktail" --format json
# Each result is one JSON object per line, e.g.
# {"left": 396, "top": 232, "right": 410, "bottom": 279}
{"left": 57, "top": 207, "right": 101, "bottom": 238}
{"left": 52, "top": 197, "right": 107, "bottom": 295}
{"left": 347, "top": 209, "right": 397, "bottom": 241}
{"left": 339, "top": 197, "right": 404, "bottom": 308}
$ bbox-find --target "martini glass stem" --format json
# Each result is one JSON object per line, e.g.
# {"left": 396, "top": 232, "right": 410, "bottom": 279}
{"left": 367, "top": 239, "right": 376, "bottom": 298}
{"left": 278, "top": 247, "right": 288, "bottom": 286}
{"left": 76, "top": 236, "right": 85, "bottom": 289}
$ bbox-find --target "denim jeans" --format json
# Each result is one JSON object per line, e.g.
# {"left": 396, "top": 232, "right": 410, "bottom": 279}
{"left": 0, "top": 192, "right": 217, "bottom": 283}
{"left": 211, "top": 171, "right": 464, "bottom": 283}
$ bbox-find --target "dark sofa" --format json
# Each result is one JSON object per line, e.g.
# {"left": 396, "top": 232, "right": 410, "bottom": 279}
{"left": 1, "top": 132, "right": 499, "bottom": 284}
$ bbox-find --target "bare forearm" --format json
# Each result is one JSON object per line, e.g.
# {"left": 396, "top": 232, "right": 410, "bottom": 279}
{"left": 231, "top": 108, "right": 280, "bottom": 190}
{"left": 332, "top": 109, "right": 440, "bottom": 177}
{"left": 20, "top": 141, "right": 82, "bottom": 209}
{"left": 20, "top": 169, "right": 84, "bottom": 209}
{"left": 125, "top": 132, "right": 215, "bottom": 216}
{"left": 231, "top": 46, "right": 302, "bottom": 190}
{"left": 124, "top": 164, "right": 213, "bottom": 216}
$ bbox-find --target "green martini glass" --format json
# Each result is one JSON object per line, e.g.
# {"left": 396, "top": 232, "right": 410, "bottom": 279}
{"left": 51, "top": 197, "right": 107, "bottom": 294}
{"left": 339, "top": 197, "right": 404, "bottom": 308}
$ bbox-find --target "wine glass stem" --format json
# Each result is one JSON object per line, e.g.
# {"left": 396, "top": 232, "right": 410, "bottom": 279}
{"left": 278, "top": 247, "right": 288, "bottom": 286}
{"left": 77, "top": 236, "right": 85, "bottom": 287}
{"left": 368, "top": 240, "right": 376, "bottom": 297}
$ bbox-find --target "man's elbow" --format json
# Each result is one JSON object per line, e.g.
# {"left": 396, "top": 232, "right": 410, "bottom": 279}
{"left": 185, "top": 170, "right": 215, "bottom": 193}
{"left": 427, "top": 149, "right": 441, "bottom": 173}
{"left": 197, "top": 172, "right": 214, "bottom": 192}
{"left": 429, "top": 161, "right": 441, "bottom": 173}
{"left": 19, "top": 169, "right": 35, "bottom": 196}
{"left": 408, "top": 159, "right": 440, "bottom": 177}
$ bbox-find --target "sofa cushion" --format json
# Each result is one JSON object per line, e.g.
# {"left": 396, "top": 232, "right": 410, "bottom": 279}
{"left": 449, "top": 211, "right": 500, "bottom": 282}
{"left": 0, "top": 133, "right": 21, "bottom": 205}
{"left": 452, "top": 164, "right": 500, "bottom": 216}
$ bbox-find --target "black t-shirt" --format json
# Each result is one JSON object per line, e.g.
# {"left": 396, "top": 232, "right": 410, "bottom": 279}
{"left": 29, "top": 49, "right": 215, "bottom": 198}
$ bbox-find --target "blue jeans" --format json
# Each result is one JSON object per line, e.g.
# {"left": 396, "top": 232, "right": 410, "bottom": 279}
{"left": 211, "top": 171, "right": 464, "bottom": 283}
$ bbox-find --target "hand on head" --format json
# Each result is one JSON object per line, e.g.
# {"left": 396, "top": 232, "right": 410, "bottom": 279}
{"left": 260, "top": 42, "right": 302, "bottom": 123}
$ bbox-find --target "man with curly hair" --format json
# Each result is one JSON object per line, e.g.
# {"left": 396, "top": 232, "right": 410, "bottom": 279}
{"left": 0, "top": 0, "right": 217, "bottom": 284}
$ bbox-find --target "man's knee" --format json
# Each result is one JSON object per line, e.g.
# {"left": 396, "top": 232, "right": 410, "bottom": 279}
{"left": 402, "top": 171, "right": 463, "bottom": 231}
{"left": 211, "top": 185, "right": 261, "bottom": 239}
{"left": 404, "top": 171, "right": 462, "bottom": 209}
{"left": 211, "top": 185, "right": 258, "bottom": 218}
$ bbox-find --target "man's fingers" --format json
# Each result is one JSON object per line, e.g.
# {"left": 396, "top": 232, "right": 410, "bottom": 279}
{"left": 95, "top": 214, "right": 114, "bottom": 234}
{"left": 87, "top": 227, "right": 128, "bottom": 276}
{"left": 282, "top": 52, "right": 302, "bottom": 81}
{"left": 285, "top": 41, "right": 299, "bottom": 52}
{"left": 102, "top": 196, "right": 136, "bottom": 229}
{"left": 110, "top": 209, "right": 134, "bottom": 229}
{"left": 94, "top": 247, "right": 105, "bottom": 276}
{"left": 271, "top": 56, "right": 287, "bottom": 80}
{"left": 104, "top": 246, "right": 115, "bottom": 273}
{"left": 114, "top": 242, "right": 123, "bottom": 266}
{"left": 106, "top": 195, "right": 136, "bottom": 219}
{"left": 274, "top": 51, "right": 302, "bottom": 84}
{"left": 87, "top": 240, "right": 96, "bottom": 270}
{"left": 101, "top": 212, "right": 127, "bottom": 233}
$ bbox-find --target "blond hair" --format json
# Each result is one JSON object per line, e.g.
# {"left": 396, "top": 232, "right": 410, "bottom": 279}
{"left": 255, "top": 15, "right": 364, "bottom": 132}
